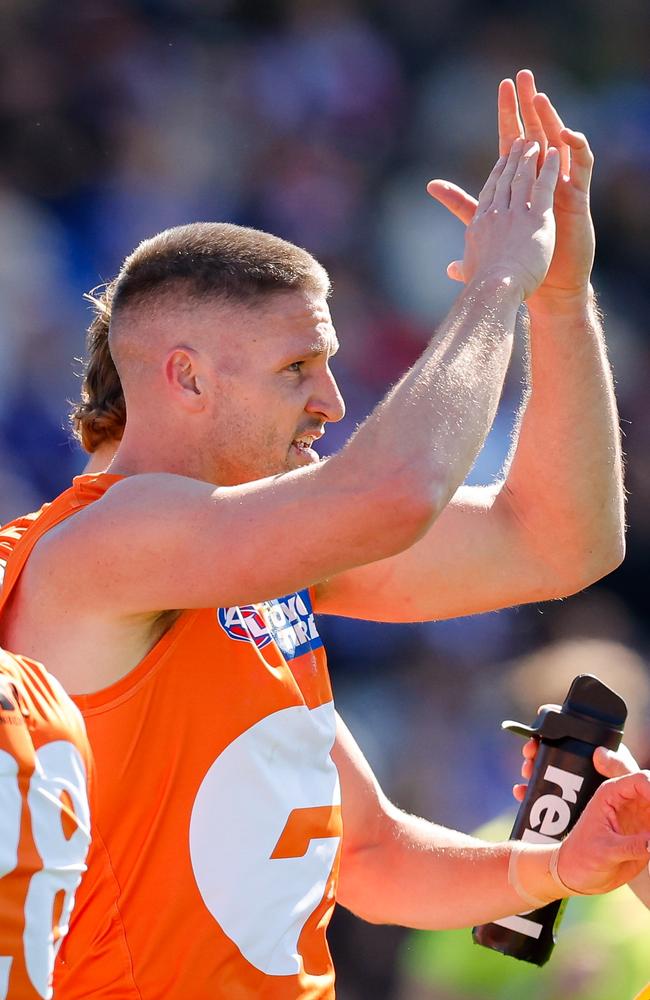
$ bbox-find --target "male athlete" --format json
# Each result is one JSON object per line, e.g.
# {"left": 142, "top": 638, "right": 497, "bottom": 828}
{"left": 1, "top": 74, "right": 648, "bottom": 999}
{"left": 0, "top": 643, "right": 92, "bottom": 1000}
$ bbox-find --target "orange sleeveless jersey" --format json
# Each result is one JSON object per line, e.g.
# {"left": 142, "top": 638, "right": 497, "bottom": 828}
{"left": 0, "top": 474, "right": 342, "bottom": 999}
{"left": 0, "top": 647, "right": 92, "bottom": 1000}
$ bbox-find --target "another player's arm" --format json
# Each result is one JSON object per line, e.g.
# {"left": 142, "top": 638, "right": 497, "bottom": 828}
{"left": 36, "top": 142, "right": 558, "bottom": 615}
{"left": 334, "top": 713, "right": 650, "bottom": 929}
{"left": 315, "top": 76, "right": 623, "bottom": 624}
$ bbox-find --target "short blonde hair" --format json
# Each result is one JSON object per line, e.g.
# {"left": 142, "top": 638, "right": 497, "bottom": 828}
{"left": 70, "top": 222, "right": 330, "bottom": 452}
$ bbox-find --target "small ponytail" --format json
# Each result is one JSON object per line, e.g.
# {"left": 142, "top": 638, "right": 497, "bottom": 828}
{"left": 70, "top": 281, "right": 126, "bottom": 453}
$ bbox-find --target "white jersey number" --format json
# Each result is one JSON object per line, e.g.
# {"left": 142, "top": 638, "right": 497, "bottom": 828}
{"left": 0, "top": 741, "right": 90, "bottom": 999}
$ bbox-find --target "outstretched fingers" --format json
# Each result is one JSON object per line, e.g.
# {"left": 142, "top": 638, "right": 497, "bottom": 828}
{"left": 491, "top": 139, "right": 526, "bottom": 210}
{"left": 498, "top": 78, "right": 523, "bottom": 156}
{"left": 532, "top": 92, "right": 571, "bottom": 178}
{"left": 515, "top": 70, "right": 547, "bottom": 165}
{"left": 560, "top": 127, "right": 594, "bottom": 193}
{"left": 530, "top": 148, "right": 561, "bottom": 212}
{"left": 510, "top": 141, "right": 541, "bottom": 207}
{"left": 475, "top": 151, "right": 509, "bottom": 214}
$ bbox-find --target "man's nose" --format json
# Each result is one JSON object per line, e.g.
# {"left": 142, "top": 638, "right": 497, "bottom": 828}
{"left": 307, "top": 369, "right": 346, "bottom": 423}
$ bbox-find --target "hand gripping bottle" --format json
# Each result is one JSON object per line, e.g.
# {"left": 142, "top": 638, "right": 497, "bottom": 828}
{"left": 472, "top": 673, "right": 627, "bottom": 965}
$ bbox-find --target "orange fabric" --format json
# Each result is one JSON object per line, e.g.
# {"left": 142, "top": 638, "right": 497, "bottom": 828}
{"left": 0, "top": 648, "right": 92, "bottom": 1000}
{"left": 0, "top": 475, "right": 342, "bottom": 999}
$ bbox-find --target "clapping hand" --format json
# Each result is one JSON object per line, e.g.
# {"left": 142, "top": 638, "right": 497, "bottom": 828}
{"left": 428, "top": 70, "right": 595, "bottom": 305}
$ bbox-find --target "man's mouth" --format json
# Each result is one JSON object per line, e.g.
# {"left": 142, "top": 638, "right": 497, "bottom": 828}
{"left": 290, "top": 433, "right": 323, "bottom": 463}
{"left": 292, "top": 436, "right": 315, "bottom": 451}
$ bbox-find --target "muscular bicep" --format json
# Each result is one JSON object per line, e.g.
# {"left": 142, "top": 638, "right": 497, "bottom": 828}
{"left": 314, "top": 483, "right": 572, "bottom": 622}
{"left": 36, "top": 465, "right": 426, "bottom": 616}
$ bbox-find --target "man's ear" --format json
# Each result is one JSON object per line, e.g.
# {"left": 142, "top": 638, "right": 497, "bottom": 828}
{"left": 164, "top": 347, "right": 206, "bottom": 411}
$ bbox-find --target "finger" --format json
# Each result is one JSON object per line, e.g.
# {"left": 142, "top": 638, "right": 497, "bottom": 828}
{"left": 515, "top": 69, "right": 547, "bottom": 164}
{"left": 530, "top": 147, "right": 561, "bottom": 212}
{"left": 510, "top": 140, "right": 541, "bottom": 207}
{"left": 475, "top": 153, "right": 509, "bottom": 214}
{"left": 559, "top": 127, "right": 594, "bottom": 194}
{"left": 426, "top": 180, "right": 478, "bottom": 226}
{"left": 532, "top": 92, "right": 571, "bottom": 177}
{"left": 513, "top": 783, "right": 527, "bottom": 802}
{"left": 492, "top": 138, "right": 526, "bottom": 210}
{"left": 521, "top": 757, "right": 534, "bottom": 780}
{"left": 498, "top": 78, "right": 523, "bottom": 156}
{"left": 593, "top": 745, "right": 640, "bottom": 779}
{"left": 522, "top": 738, "right": 539, "bottom": 761}
{"left": 446, "top": 260, "right": 465, "bottom": 282}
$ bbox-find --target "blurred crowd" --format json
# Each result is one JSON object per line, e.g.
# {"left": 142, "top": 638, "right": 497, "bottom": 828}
{"left": 1, "top": 1, "right": 649, "bottom": 997}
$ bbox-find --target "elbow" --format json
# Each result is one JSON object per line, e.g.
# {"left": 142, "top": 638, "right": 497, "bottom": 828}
{"left": 598, "top": 529, "right": 626, "bottom": 578}
{"left": 553, "top": 532, "right": 626, "bottom": 599}
{"left": 329, "top": 447, "right": 454, "bottom": 561}
{"left": 580, "top": 533, "right": 626, "bottom": 590}
{"left": 373, "top": 466, "right": 451, "bottom": 554}
{"left": 579, "top": 511, "right": 627, "bottom": 589}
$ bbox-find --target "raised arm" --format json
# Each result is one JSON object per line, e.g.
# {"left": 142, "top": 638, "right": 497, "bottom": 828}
{"left": 335, "top": 714, "right": 650, "bottom": 929}
{"left": 38, "top": 141, "right": 559, "bottom": 615}
{"left": 315, "top": 70, "right": 624, "bottom": 623}
{"left": 492, "top": 72, "right": 624, "bottom": 594}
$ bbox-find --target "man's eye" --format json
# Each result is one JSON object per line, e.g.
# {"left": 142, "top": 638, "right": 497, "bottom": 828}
{"left": 286, "top": 361, "right": 304, "bottom": 372}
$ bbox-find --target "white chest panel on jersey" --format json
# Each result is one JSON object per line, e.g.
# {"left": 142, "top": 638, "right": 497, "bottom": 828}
{"left": 189, "top": 701, "right": 340, "bottom": 976}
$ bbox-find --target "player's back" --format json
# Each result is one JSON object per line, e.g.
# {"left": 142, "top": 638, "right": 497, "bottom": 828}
{"left": 0, "top": 647, "right": 92, "bottom": 1000}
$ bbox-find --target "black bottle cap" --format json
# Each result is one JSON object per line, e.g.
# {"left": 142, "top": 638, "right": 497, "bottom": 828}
{"left": 502, "top": 674, "right": 627, "bottom": 750}
{"left": 565, "top": 674, "right": 627, "bottom": 728}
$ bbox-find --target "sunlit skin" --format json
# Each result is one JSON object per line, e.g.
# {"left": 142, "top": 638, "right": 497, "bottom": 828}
{"left": 109, "top": 290, "right": 345, "bottom": 486}
{"left": 6, "top": 69, "right": 643, "bottom": 944}
{"left": 427, "top": 70, "right": 596, "bottom": 300}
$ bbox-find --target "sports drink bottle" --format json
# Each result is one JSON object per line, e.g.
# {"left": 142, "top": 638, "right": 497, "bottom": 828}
{"left": 472, "top": 673, "right": 627, "bottom": 965}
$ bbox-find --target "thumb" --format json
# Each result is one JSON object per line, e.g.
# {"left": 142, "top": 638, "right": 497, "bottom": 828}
{"left": 593, "top": 745, "right": 639, "bottom": 779}
{"left": 447, "top": 260, "right": 465, "bottom": 282}
{"left": 426, "top": 180, "right": 477, "bottom": 226}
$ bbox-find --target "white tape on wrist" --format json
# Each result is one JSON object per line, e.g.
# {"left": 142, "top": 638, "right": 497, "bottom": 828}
{"left": 508, "top": 841, "right": 552, "bottom": 910}
{"left": 549, "top": 843, "right": 585, "bottom": 896}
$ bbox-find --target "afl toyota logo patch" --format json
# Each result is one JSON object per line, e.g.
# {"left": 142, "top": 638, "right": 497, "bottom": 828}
{"left": 217, "top": 605, "right": 273, "bottom": 649}
{"left": 218, "top": 590, "right": 323, "bottom": 660}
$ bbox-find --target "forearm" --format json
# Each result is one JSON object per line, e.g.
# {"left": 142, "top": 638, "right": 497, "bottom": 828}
{"left": 502, "top": 286, "right": 624, "bottom": 583}
{"left": 338, "top": 807, "right": 560, "bottom": 930}
{"left": 341, "top": 271, "right": 520, "bottom": 519}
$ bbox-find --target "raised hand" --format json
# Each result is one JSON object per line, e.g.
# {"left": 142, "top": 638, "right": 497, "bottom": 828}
{"left": 428, "top": 70, "right": 595, "bottom": 303}
{"left": 458, "top": 138, "right": 560, "bottom": 300}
